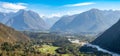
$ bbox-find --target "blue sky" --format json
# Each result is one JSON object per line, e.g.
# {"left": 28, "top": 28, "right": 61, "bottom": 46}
{"left": 0, "top": 0, "right": 120, "bottom": 17}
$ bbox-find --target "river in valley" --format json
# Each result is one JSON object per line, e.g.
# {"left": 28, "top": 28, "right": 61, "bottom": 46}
{"left": 86, "top": 44, "right": 120, "bottom": 56}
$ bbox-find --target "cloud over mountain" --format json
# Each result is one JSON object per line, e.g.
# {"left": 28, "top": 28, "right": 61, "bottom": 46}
{"left": 0, "top": 2, "right": 27, "bottom": 13}
{"left": 64, "top": 2, "right": 95, "bottom": 7}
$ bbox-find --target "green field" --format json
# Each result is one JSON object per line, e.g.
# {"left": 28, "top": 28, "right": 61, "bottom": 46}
{"left": 38, "top": 45, "right": 74, "bottom": 56}
{"left": 38, "top": 45, "right": 59, "bottom": 54}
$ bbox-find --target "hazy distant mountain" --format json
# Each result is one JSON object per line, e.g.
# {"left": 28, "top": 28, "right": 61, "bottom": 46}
{"left": 51, "top": 15, "right": 77, "bottom": 32}
{"left": 51, "top": 9, "right": 120, "bottom": 33}
{"left": 0, "top": 12, "right": 6, "bottom": 21}
{"left": 91, "top": 19, "right": 120, "bottom": 54}
{"left": 0, "top": 9, "right": 48, "bottom": 31}
{"left": 43, "top": 16, "right": 60, "bottom": 28}
{"left": 0, "top": 23, "right": 30, "bottom": 43}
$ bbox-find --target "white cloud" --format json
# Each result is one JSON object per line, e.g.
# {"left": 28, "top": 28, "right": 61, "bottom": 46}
{"left": 17, "top": 3, "right": 28, "bottom": 6}
{"left": 41, "top": 10, "right": 83, "bottom": 18}
{"left": 50, "top": 13, "right": 62, "bottom": 17}
{"left": 0, "top": 2, "right": 27, "bottom": 13}
{"left": 64, "top": 2, "right": 95, "bottom": 7}
{"left": 2, "top": 3, "right": 26, "bottom": 10}
{"left": 44, "top": 13, "right": 62, "bottom": 18}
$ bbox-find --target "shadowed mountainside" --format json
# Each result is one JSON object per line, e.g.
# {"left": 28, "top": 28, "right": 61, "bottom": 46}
{"left": 91, "top": 19, "right": 120, "bottom": 54}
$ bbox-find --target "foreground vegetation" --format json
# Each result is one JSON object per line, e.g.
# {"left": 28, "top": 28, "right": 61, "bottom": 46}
{"left": 0, "top": 32, "right": 111, "bottom": 56}
{"left": 0, "top": 42, "right": 111, "bottom": 56}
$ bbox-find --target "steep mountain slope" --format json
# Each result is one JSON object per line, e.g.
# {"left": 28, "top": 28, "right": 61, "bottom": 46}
{"left": 0, "top": 23, "right": 30, "bottom": 43}
{"left": 51, "top": 9, "right": 120, "bottom": 33}
{"left": 91, "top": 19, "right": 120, "bottom": 54}
{"left": 0, "top": 9, "right": 48, "bottom": 31}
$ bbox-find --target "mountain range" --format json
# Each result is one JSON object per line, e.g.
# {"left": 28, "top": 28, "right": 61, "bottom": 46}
{"left": 50, "top": 9, "right": 120, "bottom": 33}
{"left": 0, "top": 9, "right": 49, "bottom": 31}
{"left": 1, "top": 8, "right": 120, "bottom": 34}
